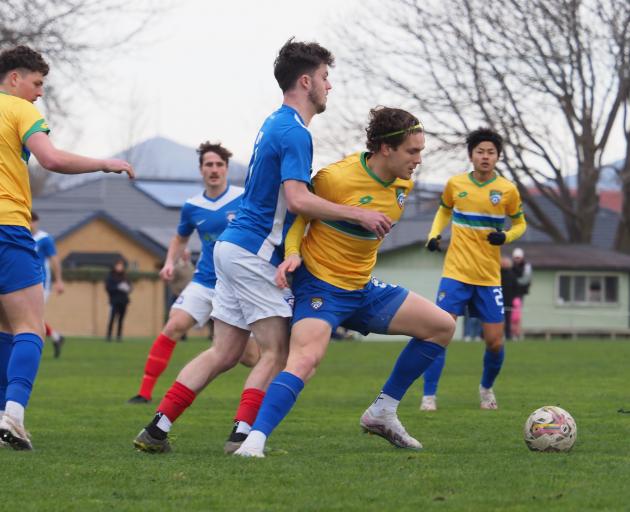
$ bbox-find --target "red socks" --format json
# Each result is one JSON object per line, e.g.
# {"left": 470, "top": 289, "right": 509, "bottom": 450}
{"left": 235, "top": 388, "right": 266, "bottom": 425}
{"left": 138, "top": 333, "right": 177, "bottom": 400}
{"left": 45, "top": 323, "right": 52, "bottom": 337}
{"left": 157, "top": 381, "right": 196, "bottom": 422}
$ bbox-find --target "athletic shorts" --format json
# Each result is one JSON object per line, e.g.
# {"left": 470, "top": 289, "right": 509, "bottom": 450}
{"left": 436, "top": 277, "right": 504, "bottom": 323}
{"left": 211, "top": 241, "right": 294, "bottom": 330}
{"left": 0, "top": 226, "right": 43, "bottom": 295}
{"left": 171, "top": 280, "right": 215, "bottom": 328}
{"left": 292, "top": 266, "right": 409, "bottom": 335}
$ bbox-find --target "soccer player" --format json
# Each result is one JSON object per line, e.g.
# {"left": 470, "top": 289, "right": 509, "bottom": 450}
{"left": 420, "top": 128, "right": 526, "bottom": 412}
{"left": 235, "top": 107, "right": 456, "bottom": 458}
{"left": 30, "top": 211, "right": 65, "bottom": 358}
{"left": 127, "top": 141, "right": 257, "bottom": 404}
{"left": 0, "top": 45, "right": 133, "bottom": 450}
{"left": 133, "top": 39, "right": 392, "bottom": 454}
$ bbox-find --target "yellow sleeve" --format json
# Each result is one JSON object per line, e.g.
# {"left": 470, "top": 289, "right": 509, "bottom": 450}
{"left": 17, "top": 102, "right": 49, "bottom": 143}
{"left": 284, "top": 215, "right": 308, "bottom": 257}
{"left": 427, "top": 205, "right": 452, "bottom": 240}
{"left": 505, "top": 214, "right": 527, "bottom": 243}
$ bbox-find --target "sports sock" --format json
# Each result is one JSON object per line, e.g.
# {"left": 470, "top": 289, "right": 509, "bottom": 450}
{"left": 234, "top": 388, "right": 265, "bottom": 426}
{"left": 0, "top": 332, "right": 13, "bottom": 410}
{"left": 4, "top": 401, "right": 24, "bottom": 424}
{"left": 381, "top": 338, "right": 445, "bottom": 401}
{"left": 251, "top": 371, "right": 304, "bottom": 437}
{"left": 481, "top": 346, "right": 505, "bottom": 389}
{"left": 139, "top": 333, "right": 177, "bottom": 400}
{"left": 145, "top": 412, "right": 172, "bottom": 440}
{"left": 368, "top": 392, "right": 400, "bottom": 415}
{"left": 235, "top": 421, "right": 251, "bottom": 435}
{"left": 423, "top": 350, "right": 447, "bottom": 396}
{"left": 44, "top": 323, "right": 52, "bottom": 338}
{"left": 155, "top": 380, "right": 196, "bottom": 425}
{"left": 5, "top": 332, "right": 43, "bottom": 409}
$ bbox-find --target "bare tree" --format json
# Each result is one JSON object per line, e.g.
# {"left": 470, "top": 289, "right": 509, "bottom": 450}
{"left": 324, "top": 0, "right": 630, "bottom": 250}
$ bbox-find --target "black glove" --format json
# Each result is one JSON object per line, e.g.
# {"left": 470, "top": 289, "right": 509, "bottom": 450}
{"left": 487, "top": 229, "right": 506, "bottom": 246}
{"left": 426, "top": 235, "right": 442, "bottom": 252}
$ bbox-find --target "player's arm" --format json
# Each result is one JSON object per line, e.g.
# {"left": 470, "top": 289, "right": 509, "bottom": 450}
{"left": 25, "top": 132, "right": 134, "bottom": 179}
{"left": 49, "top": 254, "right": 65, "bottom": 294}
{"left": 160, "top": 235, "right": 189, "bottom": 281}
{"left": 504, "top": 214, "right": 527, "bottom": 243}
{"left": 426, "top": 204, "right": 452, "bottom": 252}
{"left": 275, "top": 215, "right": 308, "bottom": 288}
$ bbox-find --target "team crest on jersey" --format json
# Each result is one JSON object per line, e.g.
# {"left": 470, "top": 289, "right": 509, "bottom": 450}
{"left": 396, "top": 188, "right": 406, "bottom": 209}
{"left": 310, "top": 297, "right": 324, "bottom": 310}
{"left": 489, "top": 190, "right": 502, "bottom": 205}
{"left": 438, "top": 291, "right": 446, "bottom": 302}
{"left": 226, "top": 211, "right": 236, "bottom": 222}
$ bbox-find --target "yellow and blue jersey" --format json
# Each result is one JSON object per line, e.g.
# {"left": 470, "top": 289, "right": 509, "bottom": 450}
{"left": 439, "top": 171, "right": 523, "bottom": 286}
{"left": 0, "top": 92, "right": 50, "bottom": 228}
{"left": 301, "top": 152, "right": 413, "bottom": 290}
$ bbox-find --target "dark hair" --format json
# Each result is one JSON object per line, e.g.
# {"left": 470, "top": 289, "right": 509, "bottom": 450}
{"left": 31, "top": 211, "right": 39, "bottom": 221}
{"left": 365, "top": 107, "right": 423, "bottom": 153}
{"left": 466, "top": 128, "right": 503, "bottom": 156}
{"left": 273, "top": 38, "right": 334, "bottom": 93}
{"left": 0, "top": 46, "right": 49, "bottom": 81}
{"left": 197, "top": 141, "right": 232, "bottom": 167}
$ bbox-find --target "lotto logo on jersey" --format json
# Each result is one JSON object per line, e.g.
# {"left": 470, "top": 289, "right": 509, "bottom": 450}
{"left": 438, "top": 291, "right": 446, "bottom": 302}
{"left": 489, "top": 190, "right": 503, "bottom": 205}
{"left": 310, "top": 297, "right": 323, "bottom": 310}
{"left": 396, "top": 188, "right": 406, "bottom": 209}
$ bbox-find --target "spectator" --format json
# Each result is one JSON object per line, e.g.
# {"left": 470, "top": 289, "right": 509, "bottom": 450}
{"left": 105, "top": 258, "right": 132, "bottom": 341}
{"left": 500, "top": 256, "right": 517, "bottom": 340}
{"left": 512, "top": 247, "right": 532, "bottom": 299}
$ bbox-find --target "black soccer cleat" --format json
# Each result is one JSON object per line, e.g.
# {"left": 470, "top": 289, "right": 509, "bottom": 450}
{"left": 127, "top": 394, "right": 152, "bottom": 404}
{"left": 224, "top": 422, "right": 248, "bottom": 454}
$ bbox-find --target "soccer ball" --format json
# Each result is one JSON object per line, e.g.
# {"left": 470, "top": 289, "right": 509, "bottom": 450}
{"left": 523, "top": 406, "right": 577, "bottom": 452}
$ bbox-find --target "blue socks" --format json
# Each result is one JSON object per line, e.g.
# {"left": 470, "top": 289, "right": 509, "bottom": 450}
{"left": 252, "top": 371, "right": 304, "bottom": 437}
{"left": 423, "top": 349, "right": 446, "bottom": 396}
{"left": 0, "top": 332, "right": 13, "bottom": 410}
{"left": 382, "top": 338, "right": 445, "bottom": 400}
{"left": 5, "top": 333, "right": 43, "bottom": 407}
{"left": 481, "top": 346, "right": 505, "bottom": 389}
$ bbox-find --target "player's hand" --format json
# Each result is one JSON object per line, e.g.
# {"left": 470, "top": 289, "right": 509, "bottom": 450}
{"left": 356, "top": 209, "right": 392, "bottom": 239}
{"left": 487, "top": 229, "right": 506, "bottom": 245}
{"left": 275, "top": 254, "right": 302, "bottom": 289}
{"left": 159, "top": 262, "right": 175, "bottom": 281}
{"left": 102, "top": 159, "right": 135, "bottom": 179}
{"left": 426, "top": 235, "right": 442, "bottom": 252}
{"left": 53, "top": 280, "right": 65, "bottom": 295}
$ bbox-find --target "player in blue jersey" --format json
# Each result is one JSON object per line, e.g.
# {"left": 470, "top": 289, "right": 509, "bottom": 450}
{"left": 128, "top": 141, "right": 258, "bottom": 408}
{"left": 0, "top": 46, "right": 133, "bottom": 450}
{"left": 30, "top": 212, "right": 65, "bottom": 358}
{"left": 133, "top": 38, "right": 392, "bottom": 454}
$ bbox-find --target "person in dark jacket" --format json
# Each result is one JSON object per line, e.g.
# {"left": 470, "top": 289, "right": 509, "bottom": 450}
{"left": 500, "top": 257, "right": 518, "bottom": 340}
{"left": 105, "top": 258, "right": 132, "bottom": 341}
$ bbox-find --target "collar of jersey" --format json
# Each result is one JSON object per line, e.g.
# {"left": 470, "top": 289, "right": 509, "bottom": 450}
{"left": 468, "top": 171, "right": 497, "bottom": 187}
{"left": 360, "top": 152, "right": 395, "bottom": 188}
{"left": 280, "top": 104, "right": 306, "bottom": 126}
{"left": 203, "top": 184, "right": 230, "bottom": 202}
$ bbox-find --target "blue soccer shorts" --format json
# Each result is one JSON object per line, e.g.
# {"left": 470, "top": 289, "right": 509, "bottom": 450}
{"left": 291, "top": 265, "right": 409, "bottom": 335}
{"left": 0, "top": 226, "right": 43, "bottom": 294}
{"left": 436, "top": 277, "right": 504, "bottom": 323}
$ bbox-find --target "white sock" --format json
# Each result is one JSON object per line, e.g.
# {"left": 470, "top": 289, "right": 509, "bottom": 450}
{"left": 156, "top": 413, "right": 172, "bottom": 433}
{"left": 51, "top": 331, "right": 61, "bottom": 342}
{"left": 5, "top": 401, "right": 25, "bottom": 424}
{"left": 241, "top": 430, "right": 267, "bottom": 452}
{"left": 235, "top": 421, "right": 251, "bottom": 435}
{"left": 369, "top": 392, "right": 400, "bottom": 415}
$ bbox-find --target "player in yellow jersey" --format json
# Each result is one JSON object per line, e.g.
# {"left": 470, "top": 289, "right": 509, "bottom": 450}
{"left": 235, "top": 107, "right": 455, "bottom": 457}
{"left": 420, "top": 128, "right": 526, "bottom": 412}
{"left": 0, "top": 46, "right": 134, "bottom": 450}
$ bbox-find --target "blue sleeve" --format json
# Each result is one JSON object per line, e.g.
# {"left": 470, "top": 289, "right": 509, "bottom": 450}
{"left": 177, "top": 204, "right": 195, "bottom": 237}
{"left": 279, "top": 127, "right": 313, "bottom": 184}
{"left": 41, "top": 236, "right": 57, "bottom": 258}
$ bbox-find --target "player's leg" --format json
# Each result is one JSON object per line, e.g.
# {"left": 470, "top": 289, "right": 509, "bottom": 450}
{"left": 134, "top": 319, "right": 251, "bottom": 453}
{"left": 475, "top": 285, "right": 505, "bottom": 410}
{"left": 239, "top": 336, "right": 260, "bottom": 367}
{"left": 0, "top": 304, "right": 12, "bottom": 422}
{"left": 361, "top": 286, "right": 455, "bottom": 449}
{"left": 235, "top": 318, "right": 331, "bottom": 457}
{"left": 43, "top": 288, "right": 64, "bottom": 358}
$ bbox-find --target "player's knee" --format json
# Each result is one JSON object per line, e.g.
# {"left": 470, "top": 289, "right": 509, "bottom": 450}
{"left": 434, "top": 315, "right": 456, "bottom": 346}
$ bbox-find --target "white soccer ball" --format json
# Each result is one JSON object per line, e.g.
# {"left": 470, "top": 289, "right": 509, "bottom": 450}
{"left": 524, "top": 406, "right": 577, "bottom": 452}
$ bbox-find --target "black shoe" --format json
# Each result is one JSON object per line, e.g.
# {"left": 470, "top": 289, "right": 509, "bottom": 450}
{"left": 53, "top": 336, "right": 65, "bottom": 359}
{"left": 127, "top": 394, "right": 151, "bottom": 404}
{"left": 224, "top": 421, "right": 248, "bottom": 454}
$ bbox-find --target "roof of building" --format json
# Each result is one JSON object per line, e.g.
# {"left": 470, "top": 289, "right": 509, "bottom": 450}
{"left": 503, "top": 243, "right": 630, "bottom": 271}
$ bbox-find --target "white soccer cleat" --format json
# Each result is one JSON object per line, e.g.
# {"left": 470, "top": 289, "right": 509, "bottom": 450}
{"left": 420, "top": 395, "right": 437, "bottom": 411}
{"left": 479, "top": 385, "right": 498, "bottom": 410}
{"left": 360, "top": 408, "right": 422, "bottom": 450}
{"left": 0, "top": 414, "right": 33, "bottom": 450}
{"left": 233, "top": 445, "right": 265, "bottom": 458}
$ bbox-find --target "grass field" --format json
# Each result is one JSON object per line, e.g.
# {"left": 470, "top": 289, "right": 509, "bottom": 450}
{"left": 2, "top": 337, "right": 629, "bottom": 511}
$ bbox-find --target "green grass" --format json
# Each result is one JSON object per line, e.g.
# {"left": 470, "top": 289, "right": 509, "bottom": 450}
{"left": 2, "top": 338, "right": 629, "bottom": 511}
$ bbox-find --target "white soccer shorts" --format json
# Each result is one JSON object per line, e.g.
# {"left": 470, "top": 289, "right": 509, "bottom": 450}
{"left": 171, "top": 281, "right": 215, "bottom": 327}
{"left": 211, "top": 241, "right": 294, "bottom": 330}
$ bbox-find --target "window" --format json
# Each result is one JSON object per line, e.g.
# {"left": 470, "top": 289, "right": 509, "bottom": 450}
{"left": 556, "top": 274, "right": 619, "bottom": 306}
